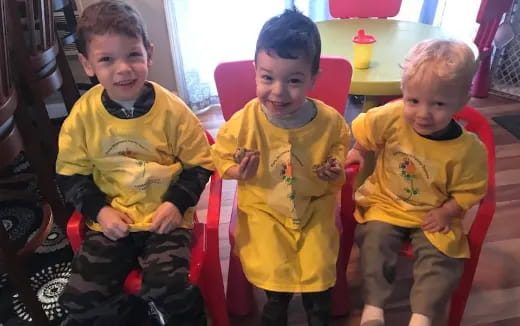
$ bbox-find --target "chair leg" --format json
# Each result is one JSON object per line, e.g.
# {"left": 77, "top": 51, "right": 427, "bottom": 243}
{"left": 331, "top": 180, "right": 359, "bottom": 316}
{"left": 13, "top": 101, "right": 71, "bottom": 232}
{"left": 226, "top": 245, "right": 254, "bottom": 316}
{"left": 199, "top": 244, "right": 229, "bottom": 326}
{"left": 447, "top": 259, "right": 478, "bottom": 326}
{"left": 331, "top": 234, "right": 349, "bottom": 316}
{"left": 470, "top": 49, "right": 492, "bottom": 98}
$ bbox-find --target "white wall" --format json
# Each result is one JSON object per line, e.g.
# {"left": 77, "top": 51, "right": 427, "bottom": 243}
{"left": 76, "top": 0, "right": 180, "bottom": 93}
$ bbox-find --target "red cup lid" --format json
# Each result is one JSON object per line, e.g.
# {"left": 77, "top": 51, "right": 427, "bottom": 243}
{"left": 353, "top": 29, "right": 376, "bottom": 44}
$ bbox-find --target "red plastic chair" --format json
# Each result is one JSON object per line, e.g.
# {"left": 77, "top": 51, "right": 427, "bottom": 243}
{"left": 329, "top": 0, "right": 403, "bottom": 19}
{"left": 66, "top": 131, "right": 229, "bottom": 326}
{"left": 402, "top": 106, "right": 496, "bottom": 326}
{"left": 354, "top": 105, "right": 495, "bottom": 326}
{"left": 214, "top": 56, "right": 355, "bottom": 316}
{"left": 471, "top": 0, "right": 513, "bottom": 98}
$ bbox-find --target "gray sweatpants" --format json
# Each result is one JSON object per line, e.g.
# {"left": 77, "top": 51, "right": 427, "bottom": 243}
{"left": 356, "top": 221, "right": 464, "bottom": 317}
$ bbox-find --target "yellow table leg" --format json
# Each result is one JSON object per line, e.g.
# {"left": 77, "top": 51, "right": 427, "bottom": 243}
{"left": 362, "top": 96, "right": 379, "bottom": 112}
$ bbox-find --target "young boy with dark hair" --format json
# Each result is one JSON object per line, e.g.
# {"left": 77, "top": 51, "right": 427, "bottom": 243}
{"left": 212, "top": 9, "right": 351, "bottom": 326}
{"left": 56, "top": 1, "right": 211, "bottom": 325}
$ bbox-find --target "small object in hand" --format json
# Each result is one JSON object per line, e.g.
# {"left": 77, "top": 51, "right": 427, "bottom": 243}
{"left": 313, "top": 157, "right": 339, "bottom": 174}
{"left": 233, "top": 147, "right": 257, "bottom": 163}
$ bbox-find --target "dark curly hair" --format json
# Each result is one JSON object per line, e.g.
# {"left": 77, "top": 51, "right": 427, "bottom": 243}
{"left": 255, "top": 9, "right": 321, "bottom": 75}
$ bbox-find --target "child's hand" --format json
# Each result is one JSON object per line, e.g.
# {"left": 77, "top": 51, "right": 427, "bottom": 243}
{"left": 345, "top": 148, "right": 365, "bottom": 170}
{"left": 225, "top": 151, "right": 260, "bottom": 180}
{"left": 97, "top": 206, "right": 133, "bottom": 241}
{"left": 422, "top": 207, "right": 452, "bottom": 234}
{"left": 315, "top": 157, "right": 342, "bottom": 181}
{"left": 150, "top": 202, "right": 182, "bottom": 234}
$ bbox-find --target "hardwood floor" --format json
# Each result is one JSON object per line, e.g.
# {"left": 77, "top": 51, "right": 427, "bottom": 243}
{"left": 196, "top": 95, "right": 520, "bottom": 326}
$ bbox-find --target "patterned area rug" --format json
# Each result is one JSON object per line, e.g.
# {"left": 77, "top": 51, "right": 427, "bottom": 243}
{"left": 0, "top": 153, "right": 73, "bottom": 325}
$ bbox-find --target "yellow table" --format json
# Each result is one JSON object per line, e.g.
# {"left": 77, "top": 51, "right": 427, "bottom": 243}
{"left": 317, "top": 19, "right": 457, "bottom": 110}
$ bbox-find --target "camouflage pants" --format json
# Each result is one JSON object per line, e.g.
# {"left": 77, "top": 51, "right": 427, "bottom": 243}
{"left": 59, "top": 228, "right": 205, "bottom": 326}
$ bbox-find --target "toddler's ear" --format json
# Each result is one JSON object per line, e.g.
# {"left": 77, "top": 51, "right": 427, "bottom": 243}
{"left": 78, "top": 54, "right": 95, "bottom": 77}
{"left": 311, "top": 69, "right": 321, "bottom": 87}
{"left": 147, "top": 43, "right": 155, "bottom": 66}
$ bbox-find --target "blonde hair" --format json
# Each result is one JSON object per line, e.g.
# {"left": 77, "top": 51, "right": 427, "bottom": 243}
{"left": 401, "top": 39, "right": 477, "bottom": 93}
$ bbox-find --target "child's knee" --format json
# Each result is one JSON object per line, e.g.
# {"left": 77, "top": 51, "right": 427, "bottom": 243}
{"left": 356, "top": 221, "right": 397, "bottom": 249}
{"left": 141, "top": 270, "right": 193, "bottom": 308}
{"left": 59, "top": 281, "right": 105, "bottom": 314}
{"left": 164, "top": 272, "right": 191, "bottom": 293}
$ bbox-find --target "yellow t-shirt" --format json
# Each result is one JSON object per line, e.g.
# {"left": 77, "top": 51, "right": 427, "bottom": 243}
{"left": 352, "top": 100, "right": 488, "bottom": 258}
{"left": 212, "top": 98, "right": 351, "bottom": 292}
{"left": 56, "top": 81, "right": 213, "bottom": 231}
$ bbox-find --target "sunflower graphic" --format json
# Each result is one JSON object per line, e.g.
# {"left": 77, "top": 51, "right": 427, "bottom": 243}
{"left": 281, "top": 161, "right": 296, "bottom": 200}
{"left": 399, "top": 158, "right": 419, "bottom": 200}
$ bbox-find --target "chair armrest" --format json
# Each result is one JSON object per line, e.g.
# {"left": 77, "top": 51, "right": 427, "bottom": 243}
{"left": 67, "top": 210, "right": 86, "bottom": 252}
{"left": 189, "top": 170, "right": 222, "bottom": 284}
{"left": 467, "top": 188, "right": 496, "bottom": 258}
{"left": 338, "top": 164, "right": 360, "bottom": 232}
{"left": 346, "top": 163, "right": 360, "bottom": 182}
{"left": 206, "top": 171, "right": 222, "bottom": 230}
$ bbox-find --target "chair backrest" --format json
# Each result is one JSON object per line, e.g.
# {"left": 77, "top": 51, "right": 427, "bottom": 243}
{"left": 473, "top": 0, "right": 513, "bottom": 51}
{"left": 453, "top": 106, "right": 495, "bottom": 252}
{"left": 15, "top": 0, "right": 56, "bottom": 54}
{"left": 214, "top": 56, "right": 352, "bottom": 121}
{"left": 329, "top": 0, "right": 402, "bottom": 19}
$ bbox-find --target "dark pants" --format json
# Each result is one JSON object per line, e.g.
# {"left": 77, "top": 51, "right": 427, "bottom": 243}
{"left": 59, "top": 228, "right": 206, "bottom": 326}
{"left": 261, "top": 289, "right": 332, "bottom": 326}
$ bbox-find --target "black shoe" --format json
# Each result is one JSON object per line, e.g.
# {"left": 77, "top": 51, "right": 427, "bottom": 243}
{"left": 119, "top": 296, "right": 149, "bottom": 326}
{"left": 148, "top": 301, "right": 167, "bottom": 326}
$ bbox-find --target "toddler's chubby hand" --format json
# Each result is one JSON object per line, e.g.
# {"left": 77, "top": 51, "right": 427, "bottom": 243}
{"left": 98, "top": 206, "right": 133, "bottom": 241}
{"left": 422, "top": 206, "right": 452, "bottom": 234}
{"left": 150, "top": 202, "right": 182, "bottom": 234}
{"left": 313, "top": 157, "right": 342, "bottom": 181}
